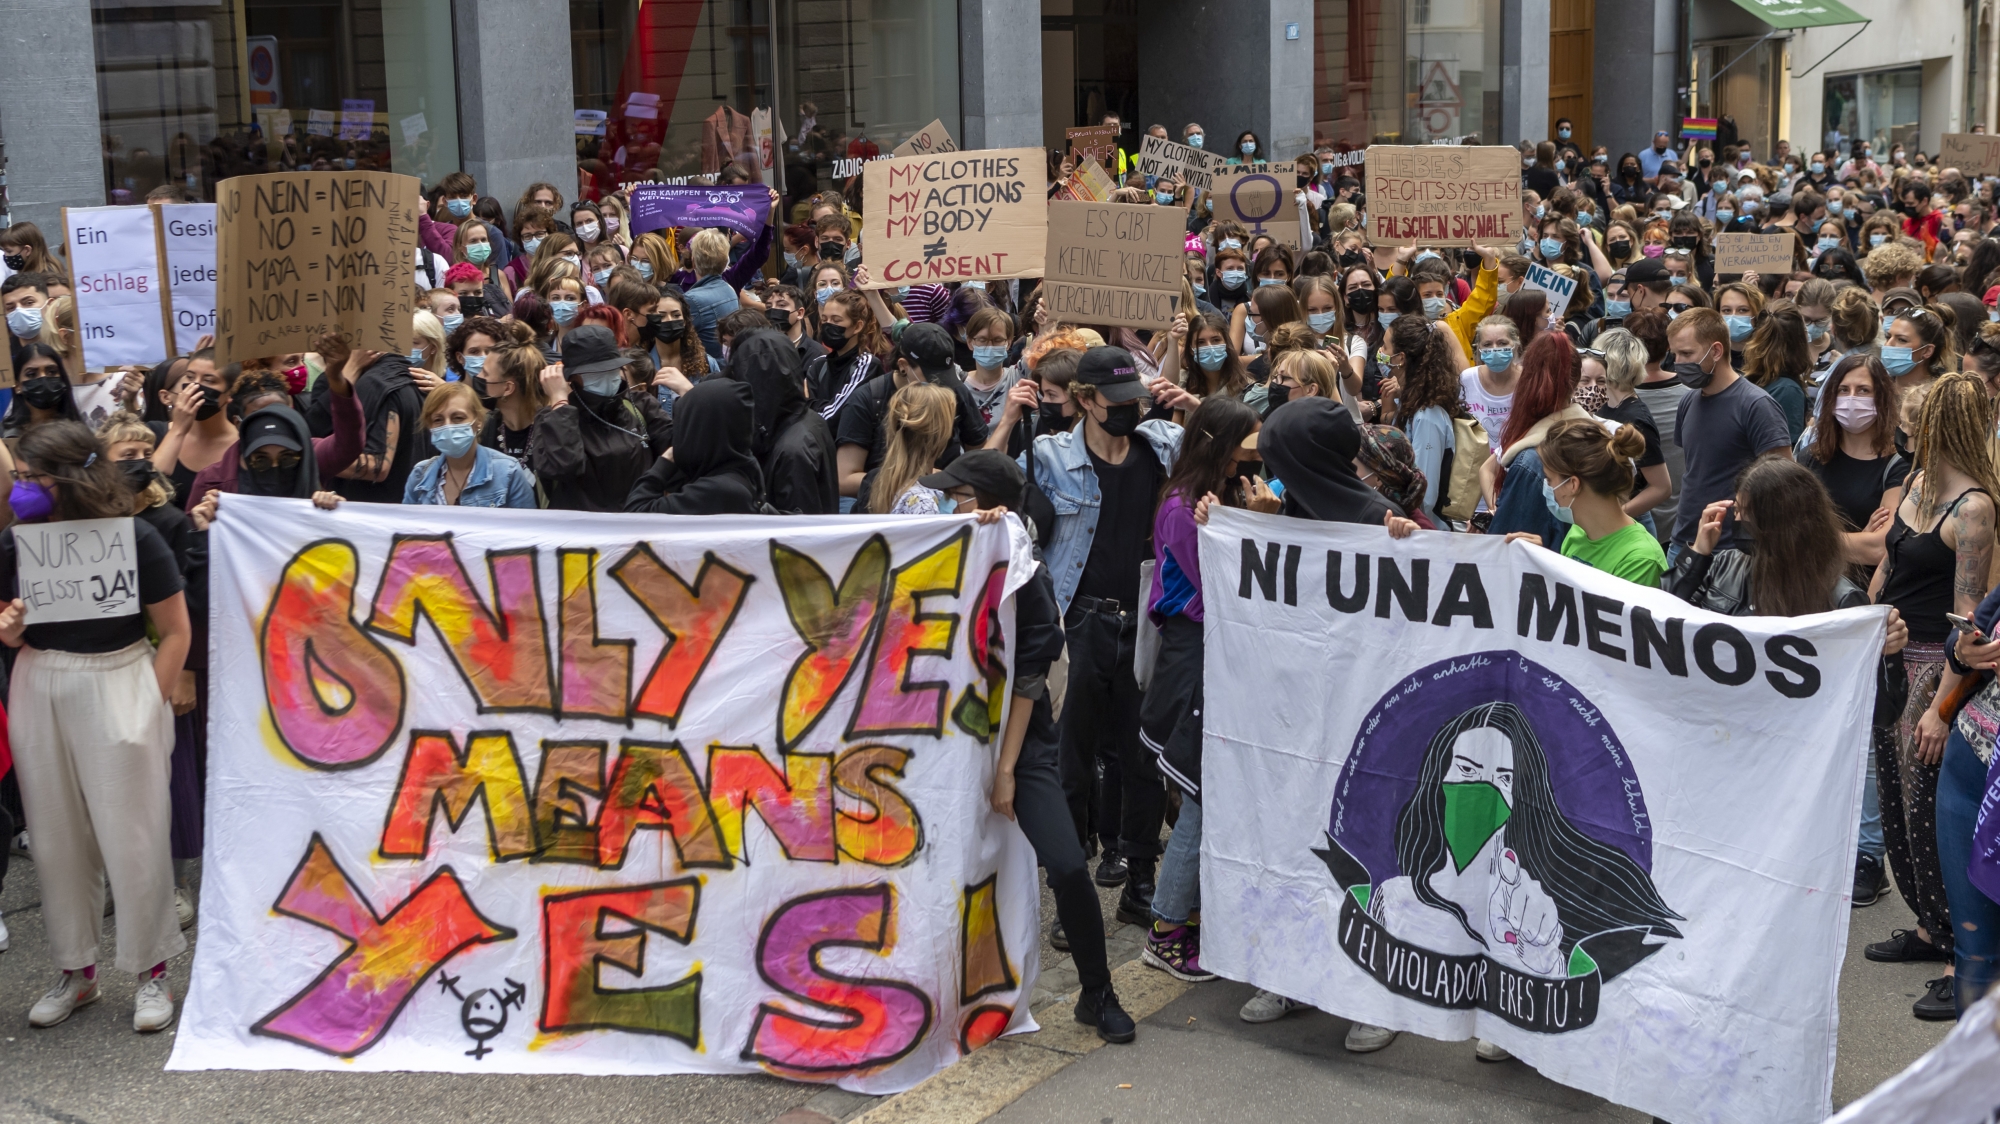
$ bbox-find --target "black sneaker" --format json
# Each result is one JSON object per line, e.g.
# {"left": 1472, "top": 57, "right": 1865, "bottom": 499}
{"left": 1866, "top": 928, "right": 1951, "bottom": 963}
{"left": 1049, "top": 919, "right": 1069, "bottom": 951}
{"left": 1075, "top": 984, "right": 1136, "bottom": 1043}
{"left": 1913, "top": 976, "right": 1957, "bottom": 1021}
{"left": 1852, "top": 853, "right": 1885, "bottom": 908}
{"left": 1115, "top": 858, "right": 1157, "bottom": 926}
{"left": 1094, "top": 852, "right": 1129, "bottom": 888}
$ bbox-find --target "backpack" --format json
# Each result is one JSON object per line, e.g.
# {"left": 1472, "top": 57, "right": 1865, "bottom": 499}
{"left": 1432, "top": 416, "right": 1492, "bottom": 524}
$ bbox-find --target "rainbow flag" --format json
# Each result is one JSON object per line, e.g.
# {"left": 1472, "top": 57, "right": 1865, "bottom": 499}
{"left": 1681, "top": 117, "right": 1718, "bottom": 140}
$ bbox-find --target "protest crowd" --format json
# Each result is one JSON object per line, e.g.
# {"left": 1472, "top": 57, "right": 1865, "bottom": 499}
{"left": 3, "top": 109, "right": 2000, "bottom": 1110}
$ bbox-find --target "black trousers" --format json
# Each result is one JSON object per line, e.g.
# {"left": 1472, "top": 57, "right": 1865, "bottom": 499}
{"left": 1059, "top": 605, "right": 1166, "bottom": 861}
{"left": 1013, "top": 693, "right": 1111, "bottom": 991}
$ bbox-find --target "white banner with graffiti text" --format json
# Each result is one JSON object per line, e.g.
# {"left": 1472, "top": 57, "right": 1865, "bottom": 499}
{"left": 170, "top": 496, "right": 1041, "bottom": 1091}
{"left": 1198, "top": 508, "right": 1884, "bottom": 1124}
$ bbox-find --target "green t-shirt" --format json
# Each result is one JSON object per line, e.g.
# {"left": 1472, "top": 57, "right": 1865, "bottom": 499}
{"left": 1561, "top": 520, "right": 1668, "bottom": 588}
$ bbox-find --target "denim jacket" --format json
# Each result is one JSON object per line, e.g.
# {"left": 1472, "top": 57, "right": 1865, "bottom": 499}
{"left": 1021, "top": 419, "right": 1182, "bottom": 614}
{"left": 403, "top": 445, "right": 539, "bottom": 508}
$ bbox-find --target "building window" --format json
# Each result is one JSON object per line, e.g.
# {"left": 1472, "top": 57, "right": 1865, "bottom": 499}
{"left": 1313, "top": 0, "right": 1498, "bottom": 148}
{"left": 1823, "top": 67, "right": 1922, "bottom": 161}
{"left": 92, "top": 0, "right": 460, "bottom": 203}
{"left": 571, "top": 0, "right": 959, "bottom": 202}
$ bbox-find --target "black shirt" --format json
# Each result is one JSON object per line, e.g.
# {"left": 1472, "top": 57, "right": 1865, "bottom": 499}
{"left": 0, "top": 518, "right": 185, "bottom": 653}
{"left": 335, "top": 361, "right": 426, "bottom": 504}
{"left": 1801, "top": 447, "right": 1909, "bottom": 532}
{"left": 834, "top": 373, "right": 990, "bottom": 474}
{"left": 1074, "top": 440, "right": 1162, "bottom": 609}
{"left": 1596, "top": 398, "right": 1665, "bottom": 497}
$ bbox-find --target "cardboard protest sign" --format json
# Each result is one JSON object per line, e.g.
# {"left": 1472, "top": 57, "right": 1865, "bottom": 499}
{"left": 861, "top": 149, "right": 1045, "bottom": 287}
{"left": 15, "top": 517, "right": 140, "bottom": 624}
{"left": 1042, "top": 200, "right": 1185, "bottom": 328}
{"left": 1200, "top": 508, "right": 1883, "bottom": 1124}
{"left": 171, "top": 497, "right": 1041, "bottom": 1091}
{"left": 1941, "top": 132, "right": 2000, "bottom": 176}
{"left": 1136, "top": 135, "right": 1227, "bottom": 192}
{"left": 155, "top": 203, "right": 219, "bottom": 354}
{"left": 1212, "top": 165, "right": 1303, "bottom": 249}
{"left": 628, "top": 183, "right": 774, "bottom": 239}
{"left": 64, "top": 205, "right": 170, "bottom": 371}
{"left": 891, "top": 118, "right": 958, "bottom": 158}
{"left": 214, "top": 171, "right": 422, "bottom": 363}
{"left": 1714, "top": 232, "right": 1798, "bottom": 275}
{"left": 1523, "top": 262, "right": 1578, "bottom": 320}
{"left": 1365, "top": 145, "right": 1520, "bottom": 245}
{"left": 1067, "top": 125, "right": 1120, "bottom": 170}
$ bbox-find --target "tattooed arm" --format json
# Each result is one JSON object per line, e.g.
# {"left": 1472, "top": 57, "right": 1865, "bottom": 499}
{"left": 1919, "top": 490, "right": 1996, "bottom": 765}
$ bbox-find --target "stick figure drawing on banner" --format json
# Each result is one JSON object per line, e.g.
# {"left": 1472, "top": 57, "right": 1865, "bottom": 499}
{"left": 436, "top": 973, "right": 526, "bottom": 1059}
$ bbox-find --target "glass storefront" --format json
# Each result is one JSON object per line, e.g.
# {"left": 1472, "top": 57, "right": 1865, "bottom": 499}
{"left": 570, "top": 0, "right": 960, "bottom": 199}
{"left": 1822, "top": 66, "right": 1922, "bottom": 159}
{"left": 1692, "top": 38, "right": 1782, "bottom": 159}
{"left": 1313, "top": 0, "right": 1502, "bottom": 149}
{"left": 92, "top": 0, "right": 460, "bottom": 203}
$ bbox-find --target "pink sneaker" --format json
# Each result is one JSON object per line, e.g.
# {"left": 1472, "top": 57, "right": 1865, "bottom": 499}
{"left": 1142, "top": 923, "right": 1218, "bottom": 982}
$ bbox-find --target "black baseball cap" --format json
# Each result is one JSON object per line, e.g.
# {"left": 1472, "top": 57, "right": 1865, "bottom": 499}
{"left": 1073, "top": 345, "right": 1148, "bottom": 404}
{"left": 920, "top": 449, "right": 1025, "bottom": 509}
{"left": 897, "top": 322, "right": 957, "bottom": 377}
{"left": 560, "top": 324, "right": 627, "bottom": 377}
{"left": 240, "top": 413, "right": 302, "bottom": 454}
{"left": 1625, "top": 257, "right": 1671, "bottom": 288}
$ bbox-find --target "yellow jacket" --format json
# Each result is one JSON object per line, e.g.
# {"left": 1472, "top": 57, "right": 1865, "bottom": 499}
{"left": 1444, "top": 265, "right": 1500, "bottom": 357}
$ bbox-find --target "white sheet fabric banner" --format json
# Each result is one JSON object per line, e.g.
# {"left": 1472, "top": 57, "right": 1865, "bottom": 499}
{"left": 1828, "top": 989, "right": 2000, "bottom": 1123}
{"left": 64, "top": 204, "right": 169, "bottom": 370}
{"left": 170, "top": 496, "right": 1041, "bottom": 1091}
{"left": 157, "top": 203, "right": 219, "bottom": 354}
{"left": 1197, "top": 508, "right": 1883, "bottom": 1124}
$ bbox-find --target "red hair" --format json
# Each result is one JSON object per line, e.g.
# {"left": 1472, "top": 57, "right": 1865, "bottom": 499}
{"left": 444, "top": 262, "right": 485, "bottom": 287}
{"left": 576, "top": 302, "right": 627, "bottom": 346}
{"left": 1498, "top": 331, "right": 1578, "bottom": 450}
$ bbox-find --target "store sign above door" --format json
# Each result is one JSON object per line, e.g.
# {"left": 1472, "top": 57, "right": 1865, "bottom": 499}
{"left": 1724, "top": 0, "right": 1865, "bottom": 28}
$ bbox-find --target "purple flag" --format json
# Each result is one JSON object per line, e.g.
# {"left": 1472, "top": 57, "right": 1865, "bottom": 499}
{"left": 1972, "top": 746, "right": 2000, "bottom": 903}
{"left": 629, "top": 184, "right": 771, "bottom": 240}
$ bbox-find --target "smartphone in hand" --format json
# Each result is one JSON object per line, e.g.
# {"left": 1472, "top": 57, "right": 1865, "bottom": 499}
{"left": 1947, "top": 612, "right": 1986, "bottom": 644}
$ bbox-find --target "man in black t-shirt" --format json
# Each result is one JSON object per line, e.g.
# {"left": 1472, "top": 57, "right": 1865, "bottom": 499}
{"left": 835, "top": 323, "right": 1001, "bottom": 505}
{"left": 329, "top": 353, "right": 426, "bottom": 504}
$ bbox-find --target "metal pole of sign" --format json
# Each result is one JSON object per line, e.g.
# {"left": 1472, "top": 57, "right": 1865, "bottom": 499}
{"left": 1703, "top": 30, "right": 1780, "bottom": 91}
{"left": 769, "top": 0, "right": 784, "bottom": 195}
{"left": 1789, "top": 22, "right": 1872, "bottom": 79}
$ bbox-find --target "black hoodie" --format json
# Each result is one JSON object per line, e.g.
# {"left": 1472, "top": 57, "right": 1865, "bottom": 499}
{"left": 236, "top": 404, "right": 323, "bottom": 498}
{"left": 321, "top": 354, "right": 424, "bottom": 504}
{"left": 723, "top": 328, "right": 839, "bottom": 514}
{"left": 625, "top": 380, "right": 763, "bottom": 516}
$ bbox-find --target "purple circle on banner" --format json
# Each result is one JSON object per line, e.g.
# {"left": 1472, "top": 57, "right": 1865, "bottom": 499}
{"left": 1327, "top": 650, "right": 1653, "bottom": 884}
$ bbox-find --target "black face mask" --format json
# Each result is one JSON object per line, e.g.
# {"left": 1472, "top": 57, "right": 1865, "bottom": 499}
{"left": 765, "top": 307, "right": 794, "bottom": 332}
{"left": 1670, "top": 235, "right": 1699, "bottom": 250}
{"left": 1236, "top": 459, "right": 1265, "bottom": 481}
{"left": 1266, "top": 382, "right": 1292, "bottom": 409}
{"left": 818, "top": 241, "right": 845, "bottom": 263}
{"left": 19, "top": 376, "right": 67, "bottom": 411}
{"left": 1, "top": 253, "right": 25, "bottom": 272}
{"left": 246, "top": 463, "right": 296, "bottom": 494}
{"left": 1338, "top": 250, "right": 1367, "bottom": 271}
{"left": 1673, "top": 353, "right": 1717, "bottom": 389}
{"left": 1036, "top": 400, "right": 1070, "bottom": 434}
{"left": 1097, "top": 401, "right": 1142, "bottom": 437}
{"left": 819, "top": 322, "right": 849, "bottom": 350}
{"left": 1296, "top": 173, "right": 1311, "bottom": 189}
{"left": 655, "top": 318, "right": 687, "bottom": 344}
{"left": 194, "top": 384, "right": 223, "bottom": 420}
{"left": 1345, "top": 288, "right": 1376, "bottom": 317}
{"left": 1607, "top": 240, "right": 1631, "bottom": 258}
{"left": 118, "top": 458, "right": 155, "bottom": 491}
{"left": 459, "top": 294, "right": 487, "bottom": 316}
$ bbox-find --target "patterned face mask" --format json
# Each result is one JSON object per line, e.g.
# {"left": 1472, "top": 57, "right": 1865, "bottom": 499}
{"left": 1574, "top": 383, "right": 1607, "bottom": 413}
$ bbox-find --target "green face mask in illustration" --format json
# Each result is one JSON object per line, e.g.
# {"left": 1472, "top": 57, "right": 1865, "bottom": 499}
{"left": 1441, "top": 781, "right": 1512, "bottom": 873}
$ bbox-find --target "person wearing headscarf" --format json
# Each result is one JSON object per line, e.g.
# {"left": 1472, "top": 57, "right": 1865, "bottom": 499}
{"left": 182, "top": 359, "right": 363, "bottom": 510}
{"left": 1357, "top": 423, "right": 1435, "bottom": 530}
{"left": 722, "top": 327, "right": 838, "bottom": 514}
{"left": 624, "top": 380, "right": 764, "bottom": 516}
{"left": 1258, "top": 397, "right": 1404, "bottom": 526}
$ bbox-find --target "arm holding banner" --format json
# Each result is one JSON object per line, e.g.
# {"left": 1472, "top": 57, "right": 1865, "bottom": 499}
{"left": 1442, "top": 248, "right": 1500, "bottom": 358}
{"left": 718, "top": 196, "right": 779, "bottom": 292}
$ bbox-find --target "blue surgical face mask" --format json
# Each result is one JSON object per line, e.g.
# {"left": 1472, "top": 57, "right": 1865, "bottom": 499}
{"left": 1188, "top": 134, "right": 1204, "bottom": 148}
{"left": 1320, "top": 162, "right": 1334, "bottom": 178}
{"left": 1577, "top": 212, "right": 1592, "bottom": 227}
{"left": 523, "top": 237, "right": 544, "bottom": 256}
{"left": 551, "top": 299, "right": 580, "bottom": 326}
{"left": 1811, "top": 161, "right": 1826, "bottom": 174}
{"left": 1870, "top": 233, "right": 1888, "bottom": 248}
{"left": 1880, "top": 345, "right": 1918, "bottom": 375}
{"left": 1555, "top": 159, "right": 1566, "bottom": 173}
{"left": 1538, "top": 238, "right": 1563, "bottom": 260}
{"left": 1308, "top": 311, "right": 1338, "bottom": 333}
{"left": 1827, "top": 201, "right": 1844, "bottom": 217}
{"left": 441, "top": 312, "right": 464, "bottom": 335}
{"left": 1535, "top": 204, "right": 1546, "bottom": 219}
{"left": 1192, "top": 282, "right": 1206, "bottom": 297}
{"left": 1479, "top": 347, "right": 1514, "bottom": 372}
{"left": 971, "top": 345, "right": 1009, "bottom": 370}
{"left": 1196, "top": 344, "right": 1227, "bottom": 371}
{"left": 580, "top": 372, "right": 623, "bottom": 397}
{"left": 1257, "top": 276, "right": 1284, "bottom": 288}
{"left": 1155, "top": 190, "right": 1175, "bottom": 205}
{"left": 1422, "top": 296, "right": 1449, "bottom": 319}
{"left": 462, "top": 354, "right": 487, "bottom": 375}
{"left": 816, "top": 286, "right": 838, "bottom": 304}
{"left": 1724, "top": 314, "right": 1754, "bottom": 343}
{"left": 1378, "top": 311, "right": 1398, "bottom": 329}
{"left": 1805, "top": 320, "right": 1829, "bottom": 342}
{"left": 1716, "top": 209, "right": 1735, "bottom": 223}
{"left": 431, "top": 423, "right": 476, "bottom": 459}
{"left": 1220, "top": 268, "right": 1247, "bottom": 289}
{"left": 636, "top": 261, "right": 654, "bottom": 281}
{"left": 408, "top": 348, "right": 426, "bottom": 367}
{"left": 1604, "top": 299, "right": 1631, "bottom": 318}
{"left": 783, "top": 251, "right": 800, "bottom": 269}
{"left": 1670, "top": 275, "right": 1686, "bottom": 286}
{"left": 1557, "top": 127, "right": 1572, "bottom": 140}
{"left": 1816, "top": 237, "right": 1839, "bottom": 254}
{"left": 1240, "top": 140, "right": 1256, "bottom": 156}
{"left": 446, "top": 197, "right": 473, "bottom": 219}
{"left": 1542, "top": 475, "right": 1576, "bottom": 524}
{"left": 7, "top": 306, "right": 43, "bottom": 337}
{"left": 1217, "top": 238, "right": 1242, "bottom": 251}
{"left": 593, "top": 267, "right": 613, "bottom": 287}
{"left": 1414, "top": 250, "right": 1440, "bottom": 264}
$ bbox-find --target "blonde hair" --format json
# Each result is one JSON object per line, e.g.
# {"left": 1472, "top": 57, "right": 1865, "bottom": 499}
{"left": 1274, "top": 347, "right": 1340, "bottom": 399}
{"left": 1596, "top": 327, "right": 1648, "bottom": 393}
{"left": 97, "top": 410, "right": 175, "bottom": 508}
{"left": 38, "top": 295, "right": 78, "bottom": 368}
{"left": 1911, "top": 373, "right": 2000, "bottom": 523}
{"left": 487, "top": 321, "right": 551, "bottom": 412}
{"left": 527, "top": 257, "right": 585, "bottom": 304}
{"left": 868, "top": 383, "right": 956, "bottom": 514}
{"left": 419, "top": 381, "right": 487, "bottom": 433}
{"left": 690, "top": 229, "right": 732, "bottom": 276}
{"left": 412, "top": 309, "right": 447, "bottom": 371}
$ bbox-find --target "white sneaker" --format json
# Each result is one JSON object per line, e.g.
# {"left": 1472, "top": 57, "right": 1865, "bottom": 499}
{"left": 1344, "top": 1021, "right": 1400, "bottom": 1053}
{"left": 1474, "top": 1038, "right": 1512, "bottom": 1062}
{"left": 0, "top": 914, "right": 9, "bottom": 952}
{"left": 175, "top": 886, "right": 196, "bottom": 929}
{"left": 133, "top": 975, "right": 175, "bottom": 1033}
{"left": 1239, "top": 988, "right": 1304, "bottom": 1023}
{"left": 29, "top": 971, "right": 99, "bottom": 1027}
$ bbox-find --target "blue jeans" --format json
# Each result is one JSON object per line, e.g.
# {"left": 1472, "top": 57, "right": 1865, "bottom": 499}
{"left": 1151, "top": 797, "right": 1202, "bottom": 926}
{"left": 1860, "top": 746, "right": 1885, "bottom": 860}
{"left": 1937, "top": 728, "right": 2000, "bottom": 1014}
